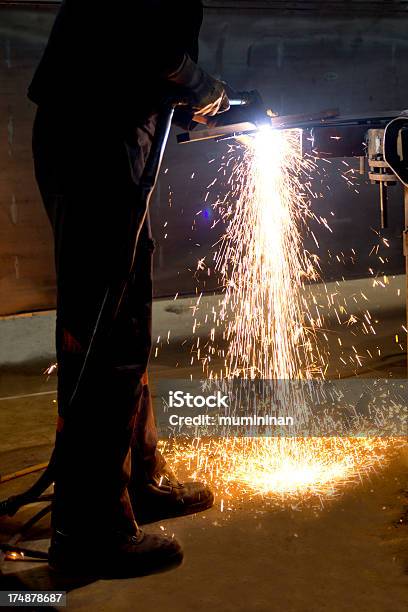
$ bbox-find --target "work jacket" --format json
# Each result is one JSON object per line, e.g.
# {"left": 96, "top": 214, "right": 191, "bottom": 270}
{"left": 28, "top": 0, "right": 204, "bottom": 126}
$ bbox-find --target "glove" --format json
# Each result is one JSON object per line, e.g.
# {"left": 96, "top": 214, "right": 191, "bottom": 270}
{"left": 167, "top": 54, "right": 230, "bottom": 116}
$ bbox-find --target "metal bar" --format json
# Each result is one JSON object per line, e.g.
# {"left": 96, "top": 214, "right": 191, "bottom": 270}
{"left": 203, "top": 1, "right": 408, "bottom": 12}
{"left": 0, "top": 1, "right": 57, "bottom": 8}
{"left": 0, "top": 463, "right": 48, "bottom": 484}
{"left": 178, "top": 111, "right": 402, "bottom": 146}
{"left": 0, "top": 505, "right": 51, "bottom": 565}
{"left": 0, "top": 544, "right": 48, "bottom": 560}
{"left": 379, "top": 182, "right": 388, "bottom": 229}
{"left": 2, "top": 1, "right": 407, "bottom": 15}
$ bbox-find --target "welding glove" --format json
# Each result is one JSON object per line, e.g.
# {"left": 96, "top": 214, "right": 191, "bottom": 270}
{"left": 167, "top": 54, "right": 230, "bottom": 117}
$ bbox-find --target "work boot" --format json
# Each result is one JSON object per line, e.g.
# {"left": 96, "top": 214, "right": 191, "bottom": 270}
{"left": 48, "top": 526, "right": 183, "bottom": 577}
{"left": 131, "top": 465, "right": 214, "bottom": 524}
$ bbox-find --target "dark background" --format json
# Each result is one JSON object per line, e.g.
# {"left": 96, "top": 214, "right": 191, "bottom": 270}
{"left": 1, "top": 0, "right": 408, "bottom": 315}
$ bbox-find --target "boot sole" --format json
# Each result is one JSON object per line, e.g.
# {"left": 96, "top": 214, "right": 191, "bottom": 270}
{"left": 48, "top": 548, "right": 184, "bottom": 579}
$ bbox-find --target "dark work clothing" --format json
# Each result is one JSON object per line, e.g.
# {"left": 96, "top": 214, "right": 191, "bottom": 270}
{"left": 30, "top": 1, "right": 203, "bottom": 534}
{"left": 28, "top": 0, "right": 203, "bottom": 127}
{"left": 33, "top": 107, "right": 164, "bottom": 533}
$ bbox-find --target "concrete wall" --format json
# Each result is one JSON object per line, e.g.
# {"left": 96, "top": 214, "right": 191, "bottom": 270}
{"left": 0, "top": 6, "right": 55, "bottom": 316}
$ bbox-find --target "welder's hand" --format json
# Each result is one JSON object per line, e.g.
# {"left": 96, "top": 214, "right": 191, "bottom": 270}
{"left": 189, "top": 76, "right": 230, "bottom": 117}
{"left": 167, "top": 54, "right": 230, "bottom": 116}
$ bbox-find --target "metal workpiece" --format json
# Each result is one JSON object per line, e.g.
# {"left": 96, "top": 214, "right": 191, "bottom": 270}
{"left": 366, "top": 128, "right": 397, "bottom": 229}
{"left": 178, "top": 101, "right": 408, "bottom": 236}
{"left": 177, "top": 89, "right": 270, "bottom": 144}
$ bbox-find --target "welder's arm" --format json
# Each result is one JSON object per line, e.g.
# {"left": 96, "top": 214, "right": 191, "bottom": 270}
{"left": 138, "top": 1, "right": 228, "bottom": 117}
{"left": 166, "top": 54, "right": 230, "bottom": 117}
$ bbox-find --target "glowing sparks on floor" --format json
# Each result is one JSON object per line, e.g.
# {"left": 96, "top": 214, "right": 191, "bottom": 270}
{"left": 161, "top": 436, "right": 398, "bottom": 502}
{"left": 219, "top": 437, "right": 380, "bottom": 495}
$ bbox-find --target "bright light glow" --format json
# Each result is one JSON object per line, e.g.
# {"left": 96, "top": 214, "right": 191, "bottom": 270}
{"left": 161, "top": 435, "right": 394, "bottom": 501}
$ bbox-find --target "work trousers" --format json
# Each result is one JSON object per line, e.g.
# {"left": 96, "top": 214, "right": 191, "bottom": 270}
{"left": 32, "top": 107, "right": 164, "bottom": 534}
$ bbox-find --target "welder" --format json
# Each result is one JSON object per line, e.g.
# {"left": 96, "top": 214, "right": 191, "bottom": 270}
{"left": 28, "top": 0, "right": 229, "bottom": 576}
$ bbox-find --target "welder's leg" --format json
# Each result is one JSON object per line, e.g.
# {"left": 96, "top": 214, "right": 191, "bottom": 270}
{"left": 32, "top": 108, "right": 159, "bottom": 535}
{"left": 47, "top": 178, "right": 144, "bottom": 535}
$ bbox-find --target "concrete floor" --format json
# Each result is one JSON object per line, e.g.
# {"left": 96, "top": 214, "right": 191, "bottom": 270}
{"left": 0, "top": 279, "right": 408, "bottom": 611}
{"left": 0, "top": 447, "right": 407, "bottom": 611}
